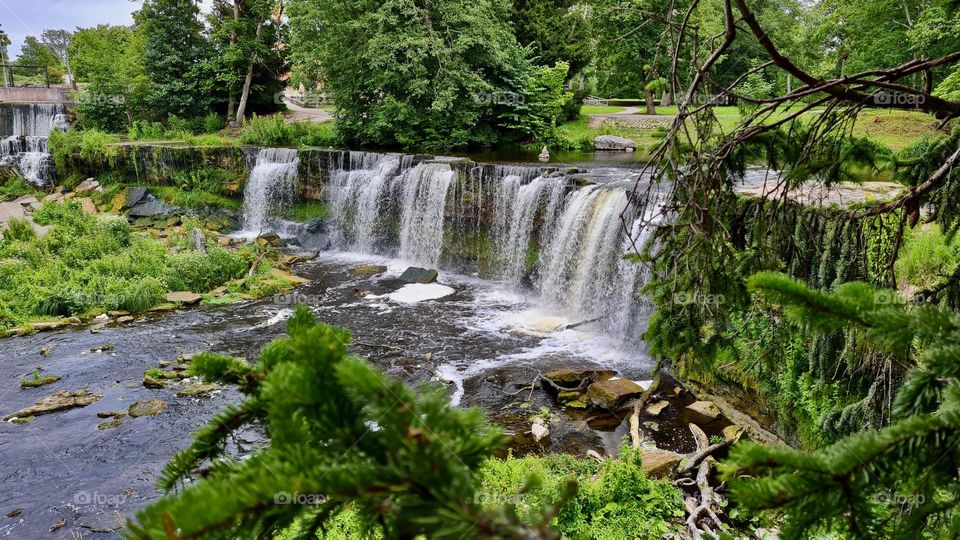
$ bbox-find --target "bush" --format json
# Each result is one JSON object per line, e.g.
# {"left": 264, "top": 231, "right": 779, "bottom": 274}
{"left": 895, "top": 224, "right": 959, "bottom": 291}
{"left": 0, "top": 176, "right": 36, "bottom": 202}
{"left": 2, "top": 219, "right": 36, "bottom": 243}
{"left": 239, "top": 114, "right": 339, "bottom": 147}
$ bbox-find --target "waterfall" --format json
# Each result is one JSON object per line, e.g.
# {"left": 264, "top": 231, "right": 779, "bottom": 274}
{"left": 323, "top": 151, "right": 660, "bottom": 345}
{"left": 327, "top": 154, "right": 454, "bottom": 267}
{"left": 1, "top": 104, "right": 67, "bottom": 186}
{"left": 241, "top": 148, "right": 300, "bottom": 235}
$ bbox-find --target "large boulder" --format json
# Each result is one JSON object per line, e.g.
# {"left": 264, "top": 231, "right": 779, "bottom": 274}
{"left": 122, "top": 187, "right": 148, "bottom": 209}
{"left": 542, "top": 368, "right": 616, "bottom": 389}
{"left": 74, "top": 178, "right": 102, "bottom": 194}
{"left": 0, "top": 202, "right": 26, "bottom": 224}
{"left": 399, "top": 267, "right": 439, "bottom": 284}
{"left": 165, "top": 292, "right": 203, "bottom": 305}
{"left": 686, "top": 400, "right": 722, "bottom": 420}
{"left": 594, "top": 135, "right": 638, "bottom": 152}
{"left": 128, "top": 194, "right": 172, "bottom": 218}
{"left": 586, "top": 378, "right": 644, "bottom": 409}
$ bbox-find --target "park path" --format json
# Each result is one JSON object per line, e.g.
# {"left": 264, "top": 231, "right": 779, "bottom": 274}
{"left": 588, "top": 106, "right": 674, "bottom": 128}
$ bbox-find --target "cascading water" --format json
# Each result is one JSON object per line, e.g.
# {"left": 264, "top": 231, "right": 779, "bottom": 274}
{"left": 240, "top": 148, "right": 300, "bottom": 236}
{"left": 0, "top": 104, "right": 67, "bottom": 186}
{"left": 323, "top": 151, "right": 661, "bottom": 346}
{"left": 327, "top": 153, "right": 454, "bottom": 267}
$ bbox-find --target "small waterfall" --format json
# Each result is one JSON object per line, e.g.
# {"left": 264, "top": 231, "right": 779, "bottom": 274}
{"left": 397, "top": 163, "right": 455, "bottom": 267}
{"left": 327, "top": 153, "right": 454, "bottom": 267}
{"left": 1, "top": 104, "right": 67, "bottom": 186}
{"left": 241, "top": 148, "right": 300, "bottom": 235}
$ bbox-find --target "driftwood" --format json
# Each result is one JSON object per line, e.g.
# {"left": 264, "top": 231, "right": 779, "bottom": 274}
{"left": 629, "top": 374, "right": 662, "bottom": 448}
{"left": 677, "top": 424, "right": 728, "bottom": 540}
{"left": 246, "top": 251, "right": 269, "bottom": 280}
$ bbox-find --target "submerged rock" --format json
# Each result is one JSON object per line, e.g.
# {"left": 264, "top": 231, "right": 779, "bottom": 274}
{"left": 399, "top": 267, "right": 439, "bottom": 284}
{"left": 586, "top": 378, "right": 644, "bottom": 409}
{"left": 19, "top": 375, "right": 60, "bottom": 389}
{"left": 143, "top": 374, "right": 166, "bottom": 389}
{"left": 97, "top": 416, "right": 124, "bottom": 430}
{"left": 128, "top": 399, "right": 167, "bottom": 418}
{"left": 4, "top": 391, "right": 102, "bottom": 421}
{"left": 641, "top": 449, "right": 682, "bottom": 478}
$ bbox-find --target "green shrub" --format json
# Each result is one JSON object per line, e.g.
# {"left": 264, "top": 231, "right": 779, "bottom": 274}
{"left": 0, "top": 176, "right": 36, "bottom": 202}
{"left": 895, "top": 224, "right": 958, "bottom": 291}
{"left": 239, "top": 114, "right": 339, "bottom": 147}
{"left": 128, "top": 120, "right": 168, "bottom": 141}
{"left": 3, "top": 219, "right": 36, "bottom": 243}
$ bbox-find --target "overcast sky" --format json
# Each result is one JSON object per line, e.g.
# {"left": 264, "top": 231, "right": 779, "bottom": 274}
{"left": 1, "top": 0, "right": 210, "bottom": 58}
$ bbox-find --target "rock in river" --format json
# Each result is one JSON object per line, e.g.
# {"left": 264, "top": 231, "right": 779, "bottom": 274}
{"left": 177, "top": 382, "right": 221, "bottom": 397}
{"left": 399, "top": 267, "right": 439, "bottom": 284}
{"left": 165, "top": 292, "right": 203, "bottom": 305}
{"left": 586, "top": 378, "right": 644, "bottom": 409}
{"left": 686, "top": 400, "right": 722, "bottom": 420}
{"left": 128, "top": 399, "right": 168, "bottom": 418}
{"left": 543, "top": 367, "right": 616, "bottom": 389}
{"left": 4, "top": 391, "right": 102, "bottom": 421}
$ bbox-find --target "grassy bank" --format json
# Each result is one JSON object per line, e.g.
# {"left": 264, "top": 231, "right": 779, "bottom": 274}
{"left": 0, "top": 198, "right": 291, "bottom": 334}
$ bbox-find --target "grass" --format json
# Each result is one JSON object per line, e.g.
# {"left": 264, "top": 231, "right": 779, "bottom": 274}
{"left": 0, "top": 176, "right": 37, "bottom": 202}
{"left": 150, "top": 187, "right": 243, "bottom": 212}
{"left": 0, "top": 200, "right": 285, "bottom": 333}
{"left": 581, "top": 105, "right": 628, "bottom": 114}
{"left": 289, "top": 201, "right": 330, "bottom": 222}
{"left": 239, "top": 114, "right": 340, "bottom": 147}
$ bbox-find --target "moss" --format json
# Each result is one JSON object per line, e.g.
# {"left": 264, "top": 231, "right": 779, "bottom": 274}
{"left": 20, "top": 372, "right": 61, "bottom": 389}
{"left": 149, "top": 186, "right": 242, "bottom": 211}
{"left": 288, "top": 201, "right": 330, "bottom": 222}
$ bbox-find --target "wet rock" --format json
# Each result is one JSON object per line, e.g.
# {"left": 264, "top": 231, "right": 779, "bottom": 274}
{"left": 646, "top": 400, "right": 669, "bottom": 417}
{"left": 641, "top": 449, "right": 682, "bottom": 478}
{"left": 586, "top": 378, "right": 644, "bottom": 409}
{"left": 686, "top": 400, "right": 722, "bottom": 420}
{"left": 295, "top": 220, "right": 332, "bottom": 250}
{"left": 354, "top": 265, "right": 388, "bottom": 277}
{"left": 165, "top": 292, "right": 203, "bottom": 305}
{"left": 97, "top": 417, "right": 124, "bottom": 430}
{"left": 39, "top": 346, "right": 53, "bottom": 357}
{"left": 543, "top": 368, "right": 616, "bottom": 389}
{"left": 531, "top": 417, "right": 550, "bottom": 442}
{"left": 20, "top": 375, "right": 60, "bottom": 389}
{"left": 128, "top": 399, "right": 167, "bottom": 417}
{"left": 256, "top": 232, "right": 285, "bottom": 247}
{"left": 30, "top": 321, "right": 64, "bottom": 332}
{"left": 148, "top": 303, "right": 177, "bottom": 312}
{"left": 4, "top": 391, "right": 102, "bottom": 420}
{"left": 594, "top": 135, "right": 638, "bottom": 152}
{"left": 557, "top": 390, "right": 582, "bottom": 403}
{"left": 565, "top": 399, "right": 589, "bottom": 409}
{"left": 143, "top": 374, "right": 166, "bottom": 389}
{"left": 192, "top": 228, "right": 207, "bottom": 252}
{"left": 399, "top": 267, "right": 439, "bottom": 284}
{"left": 96, "top": 411, "right": 125, "bottom": 418}
{"left": 271, "top": 268, "right": 309, "bottom": 285}
{"left": 115, "top": 315, "right": 135, "bottom": 323}
{"left": 6, "top": 508, "right": 22, "bottom": 517}
{"left": 177, "top": 382, "right": 221, "bottom": 397}
{"left": 205, "top": 214, "right": 241, "bottom": 233}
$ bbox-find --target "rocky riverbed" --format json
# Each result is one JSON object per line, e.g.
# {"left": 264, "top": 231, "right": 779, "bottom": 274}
{"left": 0, "top": 249, "right": 763, "bottom": 539}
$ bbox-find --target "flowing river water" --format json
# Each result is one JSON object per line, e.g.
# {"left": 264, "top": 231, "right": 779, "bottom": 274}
{"left": 0, "top": 143, "right": 749, "bottom": 538}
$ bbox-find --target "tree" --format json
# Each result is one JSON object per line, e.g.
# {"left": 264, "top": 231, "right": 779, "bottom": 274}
{"left": 127, "top": 306, "right": 567, "bottom": 539}
{"left": 15, "top": 36, "right": 64, "bottom": 83}
{"left": 136, "top": 0, "right": 214, "bottom": 120}
{"left": 287, "top": 0, "right": 538, "bottom": 149}
{"left": 69, "top": 25, "right": 150, "bottom": 130}
{"left": 511, "top": 0, "right": 593, "bottom": 79}
{"left": 209, "top": 0, "right": 287, "bottom": 124}
{"left": 41, "top": 29, "right": 73, "bottom": 85}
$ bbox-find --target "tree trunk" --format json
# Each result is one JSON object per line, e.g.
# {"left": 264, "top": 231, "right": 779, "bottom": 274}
{"left": 235, "top": 20, "right": 264, "bottom": 125}
{"left": 228, "top": 1, "right": 241, "bottom": 126}
{"left": 660, "top": 92, "right": 671, "bottom": 107}
{"left": 645, "top": 90, "right": 656, "bottom": 115}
